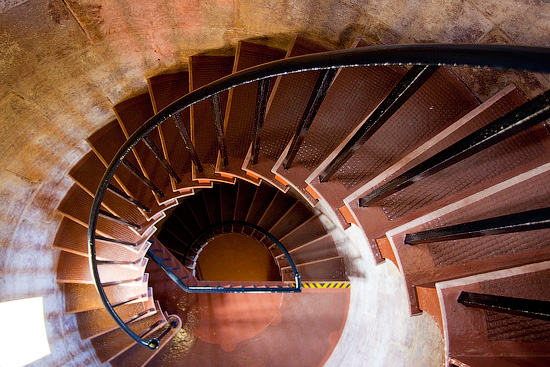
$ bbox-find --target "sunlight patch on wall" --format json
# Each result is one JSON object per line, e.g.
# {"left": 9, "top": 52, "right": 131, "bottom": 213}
{"left": 0, "top": 297, "right": 51, "bottom": 367}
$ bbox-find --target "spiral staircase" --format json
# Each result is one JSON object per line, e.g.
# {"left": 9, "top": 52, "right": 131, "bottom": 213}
{"left": 53, "top": 34, "right": 550, "bottom": 367}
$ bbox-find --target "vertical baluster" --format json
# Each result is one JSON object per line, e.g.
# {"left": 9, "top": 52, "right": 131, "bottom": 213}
{"left": 283, "top": 68, "right": 338, "bottom": 169}
{"left": 107, "top": 184, "right": 151, "bottom": 213}
{"left": 319, "top": 65, "right": 439, "bottom": 182}
{"left": 359, "top": 89, "right": 550, "bottom": 207}
{"left": 458, "top": 292, "right": 550, "bottom": 321}
{"left": 210, "top": 93, "right": 229, "bottom": 167}
{"left": 142, "top": 134, "right": 182, "bottom": 183}
{"left": 173, "top": 112, "right": 204, "bottom": 172}
{"left": 98, "top": 209, "right": 142, "bottom": 230}
{"left": 122, "top": 158, "right": 165, "bottom": 197}
{"left": 251, "top": 78, "right": 272, "bottom": 165}
{"left": 404, "top": 207, "right": 550, "bottom": 245}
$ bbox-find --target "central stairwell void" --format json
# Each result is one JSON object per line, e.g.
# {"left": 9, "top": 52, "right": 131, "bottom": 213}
{"left": 54, "top": 34, "right": 550, "bottom": 367}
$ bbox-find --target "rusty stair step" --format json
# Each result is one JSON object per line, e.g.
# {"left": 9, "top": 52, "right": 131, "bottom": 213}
{"left": 233, "top": 179, "right": 258, "bottom": 222}
{"left": 53, "top": 217, "right": 152, "bottom": 262}
{"left": 277, "top": 234, "right": 339, "bottom": 269}
{"left": 272, "top": 39, "right": 406, "bottom": 211}
{"left": 69, "top": 151, "right": 149, "bottom": 226}
{"left": 56, "top": 250, "right": 148, "bottom": 285}
{"left": 283, "top": 255, "right": 347, "bottom": 282}
{"left": 219, "top": 180, "right": 239, "bottom": 222}
{"left": 276, "top": 215, "right": 328, "bottom": 253}
{"left": 183, "top": 191, "right": 211, "bottom": 230}
{"left": 58, "top": 184, "right": 148, "bottom": 243}
{"left": 201, "top": 183, "right": 222, "bottom": 226}
{"left": 63, "top": 276, "right": 149, "bottom": 313}
{"left": 385, "top": 160, "right": 550, "bottom": 315}
{"left": 114, "top": 93, "right": 187, "bottom": 206}
{"left": 155, "top": 230, "right": 188, "bottom": 257}
{"left": 269, "top": 200, "right": 315, "bottom": 240}
{"left": 161, "top": 214, "right": 195, "bottom": 245}
{"left": 242, "top": 34, "right": 333, "bottom": 191}
{"left": 256, "top": 190, "right": 296, "bottom": 232}
{"left": 172, "top": 199, "right": 203, "bottom": 239}
{"left": 345, "top": 85, "right": 539, "bottom": 264}
{"left": 189, "top": 55, "right": 235, "bottom": 183}
{"left": 90, "top": 301, "right": 167, "bottom": 364}
{"left": 216, "top": 40, "right": 286, "bottom": 183}
{"left": 245, "top": 181, "right": 278, "bottom": 224}
{"left": 307, "top": 66, "right": 479, "bottom": 228}
{"left": 148, "top": 71, "right": 213, "bottom": 192}
{"left": 437, "top": 262, "right": 550, "bottom": 365}
{"left": 87, "top": 120, "right": 173, "bottom": 220}
{"left": 77, "top": 295, "right": 156, "bottom": 340}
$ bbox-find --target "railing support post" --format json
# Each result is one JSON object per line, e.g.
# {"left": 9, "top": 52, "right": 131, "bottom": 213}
{"left": 359, "top": 89, "right": 550, "bottom": 207}
{"left": 458, "top": 291, "right": 550, "bottom": 321}
{"left": 173, "top": 112, "right": 204, "bottom": 172}
{"left": 283, "top": 68, "right": 338, "bottom": 169}
{"left": 319, "top": 65, "right": 439, "bottom": 182}
{"left": 211, "top": 93, "right": 229, "bottom": 167}
{"left": 251, "top": 78, "right": 272, "bottom": 165}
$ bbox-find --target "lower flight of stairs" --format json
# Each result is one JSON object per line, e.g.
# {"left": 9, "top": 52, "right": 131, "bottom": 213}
{"left": 156, "top": 179, "right": 346, "bottom": 282}
{"left": 54, "top": 34, "right": 549, "bottom": 366}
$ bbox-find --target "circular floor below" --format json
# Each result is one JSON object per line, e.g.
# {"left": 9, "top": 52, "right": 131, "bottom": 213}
{"left": 196, "top": 232, "right": 281, "bottom": 281}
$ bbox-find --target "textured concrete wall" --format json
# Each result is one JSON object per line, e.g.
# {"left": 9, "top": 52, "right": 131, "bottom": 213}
{"left": 0, "top": 0, "right": 549, "bottom": 366}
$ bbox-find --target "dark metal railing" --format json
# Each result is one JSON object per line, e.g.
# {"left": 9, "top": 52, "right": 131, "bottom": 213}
{"left": 404, "top": 207, "right": 550, "bottom": 245}
{"left": 88, "top": 44, "right": 550, "bottom": 349}
{"left": 457, "top": 291, "right": 550, "bottom": 321}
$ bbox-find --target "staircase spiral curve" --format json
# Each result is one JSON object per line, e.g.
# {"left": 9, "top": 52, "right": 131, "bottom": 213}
{"left": 54, "top": 34, "right": 550, "bottom": 367}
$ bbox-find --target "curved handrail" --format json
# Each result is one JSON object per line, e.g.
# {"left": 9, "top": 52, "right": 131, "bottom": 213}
{"left": 182, "top": 220, "right": 302, "bottom": 281}
{"left": 88, "top": 44, "right": 550, "bottom": 349}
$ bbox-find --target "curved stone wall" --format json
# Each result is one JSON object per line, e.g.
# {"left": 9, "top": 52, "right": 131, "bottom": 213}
{"left": 0, "top": 1, "right": 548, "bottom": 366}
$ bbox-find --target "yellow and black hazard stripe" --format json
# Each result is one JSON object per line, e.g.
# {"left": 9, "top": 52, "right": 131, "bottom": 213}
{"left": 301, "top": 282, "right": 350, "bottom": 289}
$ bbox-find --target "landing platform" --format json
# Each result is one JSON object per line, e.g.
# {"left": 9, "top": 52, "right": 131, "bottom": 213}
{"left": 146, "top": 258, "right": 350, "bottom": 367}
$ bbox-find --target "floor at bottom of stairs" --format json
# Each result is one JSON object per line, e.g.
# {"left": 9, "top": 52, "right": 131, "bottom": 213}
{"left": 146, "top": 262, "right": 350, "bottom": 366}
{"left": 145, "top": 209, "right": 444, "bottom": 367}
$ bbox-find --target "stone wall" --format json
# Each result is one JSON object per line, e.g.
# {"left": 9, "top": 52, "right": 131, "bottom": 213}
{"left": 0, "top": 0, "right": 548, "bottom": 366}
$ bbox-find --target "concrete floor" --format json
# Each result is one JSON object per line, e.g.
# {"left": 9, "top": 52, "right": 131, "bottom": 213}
{"left": 325, "top": 225, "right": 444, "bottom": 367}
{"left": 146, "top": 250, "right": 350, "bottom": 367}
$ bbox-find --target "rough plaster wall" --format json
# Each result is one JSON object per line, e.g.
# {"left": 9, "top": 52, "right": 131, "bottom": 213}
{"left": 0, "top": 0, "right": 548, "bottom": 366}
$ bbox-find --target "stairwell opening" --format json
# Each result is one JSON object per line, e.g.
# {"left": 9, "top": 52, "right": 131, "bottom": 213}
{"left": 144, "top": 179, "right": 349, "bottom": 358}
{"left": 50, "top": 34, "right": 550, "bottom": 366}
{"left": 155, "top": 179, "right": 348, "bottom": 284}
